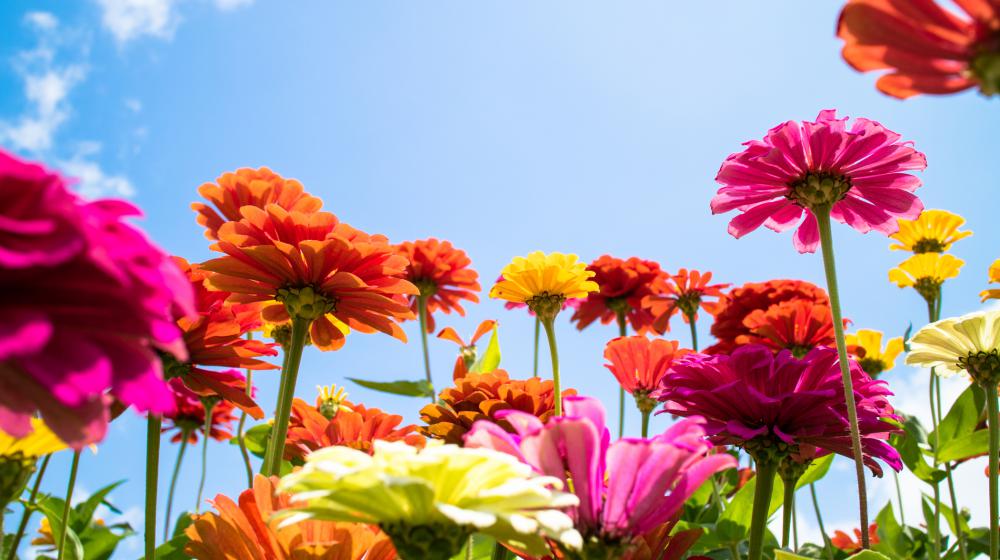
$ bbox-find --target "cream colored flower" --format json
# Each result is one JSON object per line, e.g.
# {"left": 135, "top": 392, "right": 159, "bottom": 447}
{"left": 906, "top": 310, "right": 1000, "bottom": 379}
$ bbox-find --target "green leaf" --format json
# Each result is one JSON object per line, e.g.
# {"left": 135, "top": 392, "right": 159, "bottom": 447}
{"left": 933, "top": 384, "right": 985, "bottom": 446}
{"left": 903, "top": 323, "right": 913, "bottom": 352}
{"left": 449, "top": 534, "right": 495, "bottom": 559}
{"left": 921, "top": 494, "right": 941, "bottom": 548}
{"left": 231, "top": 423, "right": 270, "bottom": 458}
{"left": 873, "top": 502, "right": 908, "bottom": 559}
{"left": 172, "top": 512, "right": 195, "bottom": 538}
{"left": 716, "top": 472, "right": 784, "bottom": 543}
{"left": 775, "top": 550, "right": 813, "bottom": 560}
{"left": 845, "top": 551, "right": 893, "bottom": 560}
{"left": 34, "top": 496, "right": 85, "bottom": 560}
{"left": 937, "top": 493, "right": 971, "bottom": 538}
{"left": 79, "top": 524, "right": 132, "bottom": 560}
{"left": 73, "top": 480, "right": 124, "bottom": 531}
{"left": 347, "top": 377, "right": 434, "bottom": 398}
{"left": 145, "top": 533, "right": 191, "bottom": 560}
{"left": 795, "top": 455, "right": 834, "bottom": 489}
{"left": 937, "top": 429, "right": 989, "bottom": 463}
{"left": 468, "top": 324, "right": 501, "bottom": 374}
{"left": 892, "top": 415, "right": 945, "bottom": 484}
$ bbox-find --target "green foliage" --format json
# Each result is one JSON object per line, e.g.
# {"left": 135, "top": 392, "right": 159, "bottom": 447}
{"left": 932, "top": 384, "right": 989, "bottom": 463}
{"left": 30, "top": 481, "right": 133, "bottom": 560}
{"left": 449, "top": 534, "right": 496, "bottom": 559}
{"left": 891, "top": 414, "right": 946, "bottom": 484}
{"left": 347, "top": 377, "right": 434, "bottom": 397}
{"left": 468, "top": 324, "right": 501, "bottom": 374}
{"left": 233, "top": 423, "right": 270, "bottom": 458}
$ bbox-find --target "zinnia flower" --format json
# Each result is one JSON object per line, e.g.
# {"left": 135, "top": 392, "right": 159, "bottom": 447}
{"left": 186, "top": 474, "right": 397, "bottom": 560}
{"left": 569, "top": 255, "right": 667, "bottom": 334}
{"left": 0, "top": 419, "right": 67, "bottom": 509}
{"left": 889, "top": 209, "right": 972, "bottom": 253}
{"left": 846, "top": 329, "right": 904, "bottom": 377}
{"left": 642, "top": 268, "right": 729, "bottom": 334}
{"left": 284, "top": 396, "right": 424, "bottom": 462}
{"left": 396, "top": 238, "right": 480, "bottom": 333}
{"left": 420, "top": 370, "right": 572, "bottom": 444}
{"left": 980, "top": 258, "right": 1000, "bottom": 302}
{"left": 888, "top": 252, "right": 964, "bottom": 302}
{"left": 162, "top": 378, "right": 239, "bottom": 444}
{"left": 657, "top": 345, "right": 902, "bottom": 475}
{"left": 465, "top": 396, "right": 735, "bottom": 558}
{"left": 711, "top": 110, "right": 925, "bottom": 253}
{"left": 736, "top": 299, "right": 836, "bottom": 358}
{"left": 603, "top": 336, "right": 690, "bottom": 413}
{"left": 437, "top": 320, "right": 497, "bottom": 379}
{"left": 277, "top": 441, "right": 581, "bottom": 560}
{"left": 192, "top": 167, "right": 323, "bottom": 240}
{"left": 837, "top": 0, "right": 1000, "bottom": 98}
{"left": 707, "top": 280, "right": 829, "bottom": 355}
{"left": 831, "top": 523, "right": 880, "bottom": 554}
{"left": 0, "top": 149, "right": 194, "bottom": 447}
{"left": 490, "top": 252, "right": 598, "bottom": 320}
{"left": 906, "top": 310, "right": 1000, "bottom": 379}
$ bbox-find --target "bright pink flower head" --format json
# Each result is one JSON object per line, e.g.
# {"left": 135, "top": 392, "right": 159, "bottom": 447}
{"left": 162, "top": 377, "right": 240, "bottom": 444}
{"left": 0, "top": 149, "right": 194, "bottom": 448}
{"left": 656, "top": 345, "right": 902, "bottom": 475}
{"left": 465, "top": 396, "right": 734, "bottom": 556}
{"left": 603, "top": 336, "right": 690, "bottom": 397}
{"left": 711, "top": 110, "right": 926, "bottom": 253}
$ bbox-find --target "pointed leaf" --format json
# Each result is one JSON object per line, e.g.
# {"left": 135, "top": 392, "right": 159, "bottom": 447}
{"left": 932, "top": 384, "right": 986, "bottom": 451}
{"left": 74, "top": 480, "right": 124, "bottom": 531}
{"left": 348, "top": 377, "right": 434, "bottom": 397}
{"left": 846, "top": 551, "right": 893, "bottom": 560}
{"left": 795, "top": 455, "right": 834, "bottom": 489}
{"left": 469, "top": 324, "right": 501, "bottom": 374}
{"left": 937, "top": 430, "right": 989, "bottom": 463}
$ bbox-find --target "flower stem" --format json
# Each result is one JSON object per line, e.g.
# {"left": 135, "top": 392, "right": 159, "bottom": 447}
{"left": 617, "top": 311, "right": 628, "bottom": 438}
{"left": 985, "top": 382, "right": 999, "bottom": 560}
{"left": 688, "top": 314, "right": 699, "bottom": 351}
{"left": 893, "top": 470, "right": 906, "bottom": 526}
{"left": 5, "top": 454, "right": 50, "bottom": 560}
{"left": 237, "top": 334, "right": 255, "bottom": 487}
{"left": 810, "top": 483, "right": 835, "bottom": 560}
{"left": 946, "top": 463, "right": 968, "bottom": 560}
{"left": 641, "top": 409, "right": 651, "bottom": 438}
{"left": 491, "top": 542, "right": 510, "bottom": 560}
{"left": 195, "top": 401, "right": 215, "bottom": 513}
{"left": 541, "top": 317, "right": 562, "bottom": 417}
{"left": 781, "top": 474, "right": 798, "bottom": 549}
{"left": 417, "top": 295, "right": 435, "bottom": 402}
{"left": 532, "top": 316, "right": 540, "bottom": 378}
{"left": 261, "top": 343, "right": 293, "bottom": 475}
{"left": 145, "top": 415, "right": 161, "bottom": 559}
{"left": 748, "top": 458, "right": 777, "bottom": 560}
{"left": 932, "top": 483, "right": 942, "bottom": 560}
{"left": 163, "top": 431, "right": 189, "bottom": 540}
{"left": 814, "top": 207, "right": 870, "bottom": 548}
{"left": 57, "top": 451, "right": 81, "bottom": 560}
{"left": 262, "top": 316, "right": 310, "bottom": 476}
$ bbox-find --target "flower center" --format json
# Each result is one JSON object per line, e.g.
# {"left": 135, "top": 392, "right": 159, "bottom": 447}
{"left": 789, "top": 345, "right": 812, "bottom": 359}
{"left": 787, "top": 172, "right": 852, "bottom": 210}
{"left": 777, "top": 455, "right": 812, "bottom": 484}
{"left": 971, "top": 45, "right": 1000, "bottom": 96}
{"left": 267, "top": 323, "right": 294, "bottom": 348}
{"left": 527, "top": 292, "right": 567, "bottom": 322}
{"left": 605, "top": 297, "right": 631, "bottom": 317}
{"left": 912, "top": 277, "right": 943, "bottom": 304}
{"left": 912, "top": 238, "right": 947, "bottom": 254}
{"left": 380, "top": 522, "right": 472, "bottom": 560}
{"left": 858, "top": 357, "right": 887, "bottom": 377}
{"left": 743, "top": 435, "right": 796, "bottom": 465}
{"left": 958, "top": 349, "right": 1000, "bottom": 386}
{"left": 276, "top": 286, "right": 335, "bottom": 321}
{"left": 633, "top": 390, "right": 657, "bottom": 415}
{"left": 160, "top": 353, "right": 191, "bottom": 380}
{"left": 675, "top": 293, "right": 702, "bottom": 319}
{"left": 414, "top": 279, "right": 439, "bottom": 298}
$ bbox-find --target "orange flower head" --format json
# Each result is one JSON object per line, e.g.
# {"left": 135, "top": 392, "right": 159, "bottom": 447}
{"left": 831, "top": 523, "right": 880, "bottom": 554}
{"left": 420, "top": 370, "right": 576, "bottom": 445}
{"left": 396, "top": 238, "right": 481, "bottom": 333}
{"left": 570, "top": 255, "right": 668, "bottom": 335}
{"left": 603, "top": 336, "right": 690, "bottom": 413}
{"left": 284, "top": 397, "right": 424, "bottom": 462}
{"left": 162, "top": 378, "right": 239, "bottom": 444}
{"left": 192, "top": 167, "right": 323, "bottom": 240}
{"left": 707, "top": 279, "right": 829, "bottom": 354}
{"left": 837, "top": 0, "right": 1000, "bottom": 98}
{"left": 737, "top": 299, "right": 836, "bottom": 358}
{"left": 200, "top": 205, "right": 418, "bottom": 352}
{"left": 185, "top": 474, "right": 397, "bottom": 560}
{"left": 643, "top": 268, "right": 730, "bottom": 333}
{"left": 437, "top": 320, "right": 497, "bottom": 380}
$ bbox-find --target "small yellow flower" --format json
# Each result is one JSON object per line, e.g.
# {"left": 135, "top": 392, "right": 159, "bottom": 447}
{"left": 889, "top": 209, "right": 972, "bottom": 253}
{"left": 888, "top": 253, "right": 964, "bottom": 302}
{"left": 0, "top": 419, "right": 67, "bottom": 459}
{"left": 316, "top": 384, "right": 351, "bottom": 418}
{"left": 980, "top": 259, "right": 1000, "bottom": 302}
{"left": 845, "top": 329, "right": 904, "bottom": 377}
{"left": 490, "top": 252, "right": 598, "bottom": 319}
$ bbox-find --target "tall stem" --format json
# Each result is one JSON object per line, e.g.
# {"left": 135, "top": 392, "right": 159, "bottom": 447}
{"left": 985, "top": 382, "right": 999, "bottom": 560}
{"left": 417, "top": 295, "right": 434, "bottom": 402}
{"left": 893, "top": 471, "right": 906, "bottom": 525}
{"left": 687, "top": 314, "right": 699, "bottom": 351}
{"left": 492, "top": 543, "right": 510, "bottom": 560}
{"left": 641, "top": 409, "right": 651, "bottom": 438}
{"left": 532, "top": 316, "right": 540, "bottom": 378}
{"left": 616, "top": 312, "right": 628, "bottom": 438}
{"left": 57, "top": 451, "right": 81, "bottom": 560}
{"left": 145, "top": 415, "right": 161, "bottom": 559}
{"left": 237, "top": 333, "right": 255, "bottom": 487}
{"left": 195, "top": 401, "right": 215, "bottom": 513}
{"left": 541, "top": 317, "right": 562, "bottom": 417}
{"left": 814, "top": 208, "right": 869, "bottom": 548}
{"left": 163, "top": 432, "right": 189, "bottom": 540}
{"left": 781, "top": 474, "right": 798, "bottom": 549}
{"left": 262, "top": 316, "right": 309, "bottom": 476}
{"left": 931, "top": 483, "right": 942, "bottom": 560}
{"left": 748, "top": 459, "right": 777, "bottom": 560}
{"left": 6, "top": 454, "right": 50, "bottom": 560}
{"left": 261, "top": 343, "right": 293, "bottom": 475}
{"left": 793, "top": 494, "right": 799, "bottom": 551}
{"left": 945, "top": 463, "right": 968, "bottom": 560}
{"left": 810, "top": 483, "right": 835, "bottom": 560}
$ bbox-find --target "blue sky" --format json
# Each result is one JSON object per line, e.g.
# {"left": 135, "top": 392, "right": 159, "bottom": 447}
{"left": 2, "top": 1, "right": 999, "bottom": 557}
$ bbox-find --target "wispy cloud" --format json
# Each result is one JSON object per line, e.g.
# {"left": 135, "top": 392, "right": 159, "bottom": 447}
{"left": 96, "top": 0, "right": 179, "bottom": 45}
{"left": 59, "top": 142, "right": 136, "bottom": 198}
{"left": 214, "top": 0, "right": 254, "bottom": 11}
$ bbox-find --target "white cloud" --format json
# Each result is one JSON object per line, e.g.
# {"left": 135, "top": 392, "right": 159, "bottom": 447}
{"left": 0, "top": 54, "right": 86, "bottom": 152}
{"left": 124, "top": 98, "right": 142, "bottom": 113}
{"left": 24, "top": 11, "right": 58, "bottom": 31}
{"left": 97, "top": 0, "right": 179, "bottom": 45}
{"left": 214, "top": 0, "right": 254, "bottom": 10}
{"left": 59, "top": 142, "right": 136, "bottom": 199}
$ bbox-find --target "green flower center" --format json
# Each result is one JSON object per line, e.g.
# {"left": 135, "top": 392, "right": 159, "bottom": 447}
{"left": 859, "top": 357, "right": 887, "bottom": 377}
{"left": 959, "top": 349, "right": 1000, "bottom": 386}
{"left": 633, "top": 391, "right": 657, "bottom": 415}
{"left": 913, "top": 277, "right": 943, "bottom": 304}
{"left": 605, "top": 297, "right": 631, "bottom": 317}
{"left": 776, "top": 455, "right": 812, "bottom": 484}
{"left": 971, "top": 47, "right": 1000, "bottom": 97}
{"left": 565, "top": 535, "right": 635, "bottom": 560}
{"left": 267, "top": 323, "right": 294, "bottom": 348}
{"left": 527, "top": 292, "right": 566, "bottom": 322}
{"left": 414, "top": 279, "right": 439, "bottom": 298}
{"left": 276, "top": 286, "right": 335, "bottom": 321}
{"left": 912, "top": 238, "right": 947, "bottom": 254}
{"left": 381, "top": 522, "right": 472, "bottom": 560}
{"left": 675, "top": 293, "right": 702, "bottom": 320}
{"left": 789, "top": 345, "right": 812, "bottom": 359}
{"left": 743, "top": 436, "right": 797, "bottom": 465}
{"left": 788, "top": 172, "right": 852, "bottom": 210}
{"left": 161, "top": 353, "right": 191, "bottom": 380}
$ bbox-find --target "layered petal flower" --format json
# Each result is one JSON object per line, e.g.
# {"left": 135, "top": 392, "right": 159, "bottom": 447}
{"left": 642, "top": 268, "right": 729, "bottom": 333}
{"left": 490, "top": 252, "right": 598, "bottom": 319}
{"left": 736, "top": 299, "right": 836, "bottom": 357}
{"left": 162, "top": 378, "right": 240, "bottom": 444}
{"left": 889, "top": 209, "right": 972, "bottom": 253}
{"left": 846, "top": 329, "right": 904, "bottom": 377}
{"left": 888, "top": 253, "right": 964, "bottom": 303}
{"left": 603, "top": 336, "right": 690, "bottom": 409}
{"left": 396, "top": 238, "right": 480, "bottom": 333}
{"left": 285, "top": 397, "right": 424, "bottom": 462}
{"left": 570, "top": 255, "right": 667, "bottom": 334}
{"left": 906, "top": 310, "right": 1000, "bottom": 379}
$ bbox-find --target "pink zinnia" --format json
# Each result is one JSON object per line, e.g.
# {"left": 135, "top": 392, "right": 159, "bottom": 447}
{"left": 465, "top": 396, "right": 734, "bottom": 557}
{"left": 0, "top": 150, "right": 194, "bottom": 447}
{"left": 656, "top": 344, "right": 902, "bottom": 475}
{"left": 711, "top": 110, "right": 926, "bottom": 253}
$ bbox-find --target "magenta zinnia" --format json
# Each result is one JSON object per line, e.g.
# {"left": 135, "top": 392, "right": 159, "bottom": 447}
{"left": 0, "top": 150, "right": 194, "bottom": 447}
{"left": 711, "top": 109, "right": 926, "bottom": 253}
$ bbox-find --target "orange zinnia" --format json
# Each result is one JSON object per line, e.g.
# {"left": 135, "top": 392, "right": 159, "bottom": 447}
{"left": 603, "top": 336, "right": 690, "bottom": 399}
{"left": 643, "top": 268, "right": 729, "bottom": 334}
{"left": 437, "top": 320, "right": 497, "bottom": 380}
{"left": 200, "top": 205, "right": 417, "bottom": 351}
{"left": 395, "top": 238, "right": 480, "bottom": 333}
{"left": 571, "top": 255, "right": 667, "bottom": 335}
{"left": 419, "top": 370, "right": 575, "bottom": 444}
{"left": 192, "top": 167, "right": 323, "bottom": 240}
{"left": 837, "top": 0, "right": 1000, "bottom": 98}
{"left": 185, "top": 474, "right": 397, "bottom": 560}
{"left": 831, "top": 523, "right": 880, "bottom": 554}
{"left": 707, "top": 279, "right": 829, "bottom": 354}
{"left": 284, "top": 398, "right": 424, "bottom": 462}
{"left": 737, "top": 299, "right": 836, "bottom": 358}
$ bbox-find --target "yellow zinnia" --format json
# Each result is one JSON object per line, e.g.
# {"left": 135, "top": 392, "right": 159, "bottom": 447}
{"left": 981, "top": 258, "right": 1000, "bottom": 302}
{"left": 490, "top": 251, "right": 598, "bottom": 317}
{"left": 845, "top": 329, "right": 904, "bottom": 377}
{"left": 888, "top": 253, "right": 964, "bottom": 303}
{"left": 889, "top": 209, "right": 972, "bottom": 253}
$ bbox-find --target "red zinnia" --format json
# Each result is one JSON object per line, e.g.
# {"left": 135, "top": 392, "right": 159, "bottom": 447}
{"left": 707, "top": 279, "right": 829, "bottom": 354}
{"left": 162, "top": 378, "right": 239, "bottom": 444}
{"left": 571, "top": 255, "right": 667, "bottom": 335}
{"left": 838, "top": 0, "right": 1000, "bottom": 98}
{"left": 643, "top": 269, "right": 729, "bottom": 334}
{"left": 396, "top": 238, "right": 480, "bottom": 333}
{"left": 737, "top": 299, "right": 836, "bottom": 358}
{"left": 603, "top": 336, "right": 690, "bottom": 398}
{"left": 284, "top": 397, "right": 424, "bottom": 462}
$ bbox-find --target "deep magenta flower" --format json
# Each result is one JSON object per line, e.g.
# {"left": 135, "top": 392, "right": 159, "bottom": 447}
{"left": 0, "top": 149, "right": 194, "bottom": 447}
{"left": 465, "top": 396, "right": 734, "bottom": 557}
{"left": 656, "top": 344, "right": 902, "bottom": 475}
{"left": 711, "top": 110, "right": 926, "bottom": 253}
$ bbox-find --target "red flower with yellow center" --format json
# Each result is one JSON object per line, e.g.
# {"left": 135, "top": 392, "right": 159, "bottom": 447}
{"left": 643, "top": 269, "right": 729, "bottom": 334}
{"left": 571, "top": 255, "right": 667, "bottom": 335}
{"left": 162, "top": 378, "right": 239, "bottom": 444}
{"left": 395, "top": 238, "right": 480, "bottom": 333}
{"left": 200, "top": 204, "right": 417, "bottom": 351}
{"left": 737, "top": 299, "right": 836, "bottom": 358}
{"left": 707, "top": 279, "right": 829, "bottom": 354}
{"left": 284, "top": 397, "right": 424, "bottom": 462}
{"left": 420, "top": 370, "right": 575, "bottom": 444}
{"left": 192, "top": 167, "right": 323, "bottom": 240}
{"left": 837, "top": 0, "right": 1000, "bottom": 98}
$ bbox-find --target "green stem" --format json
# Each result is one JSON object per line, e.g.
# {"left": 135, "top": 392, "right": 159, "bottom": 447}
{"left": 163, "top": 431, "right": 189, "bottom": 540}
{"left": 986, "top": 382, "right": 999, "bottom": 560}
{"left": 6, "top": 454, "right": 50, "bottom": 560}
{"left": 810, "top": 483, "right": 835, "bottom": 560}
{"left": 145, "top": 415, "right": 161, "bottom": 559}
{"left": 932, "top": 482, "right": 942, "bottom": 560}
{"left": 815, "top": 207, "right": 870, "bottom": 548}
{"left": 687, "top": 313, "right": 699, "bottom": 351}
{"left": 748, "top": 459, "right": 777, "bottom": 560}
{"left": 893, "top": 470, "right": 906, "bottom": 526}
{"left": 925, "top": 292, "right": 946, "bottom": 560}
{"left": 260, "top": 342, "right": 293, "bottom": 475}
{"left": 641, "top": 409, "right": 651, "bottom": 438}
{"left": 196, "top": 401, "right": 215, "bottom": 513}
{"left": 728, "top": 544, "right": 741, "bottom": 560}
{"left": 781, "top": 475, "right": 797, "bottom": 549}
{"left": 237, "top": 334, "right": 255, "bottom": 487}
{"left": 491, "top": 542, "right": 510, "bottom": 560}
{"left": 945, "top": 463, "right": 968, "bottom": 560}
{"left": 617, "top": 311, "right": 627, "bottom": 438}
{"left": 417, "top": 295, "right": 434, "bottom": 402}
{"left": 793, "top": 492, "right": 799, "bottom": 551}
{"left": 541, "top": 317, "right": 562, "bottom": 417}
{"left": 532, "top": 316, "right": 540, "bottom": 378}
{"left": 57, "top": 451, "right": 81, "bottom": 560}
{"left": 262, "top": 316, "right": 310, "bottom": 476}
